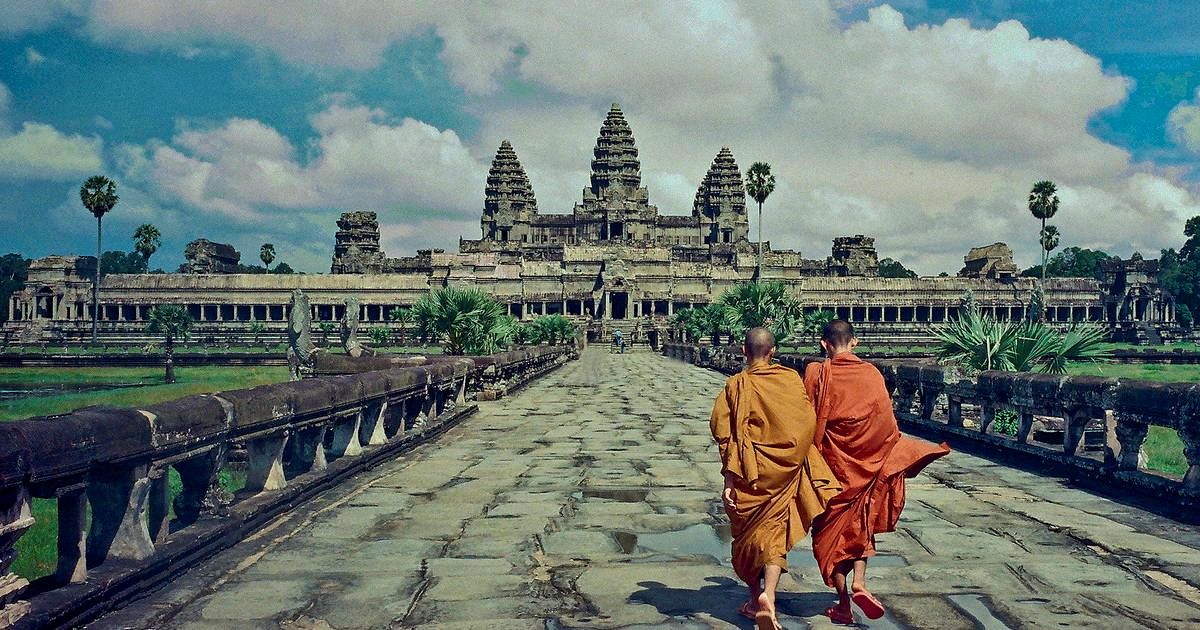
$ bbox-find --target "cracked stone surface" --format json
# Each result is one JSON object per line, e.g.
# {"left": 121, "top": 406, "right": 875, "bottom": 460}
{"left": 93, "top": 349, "right": 1200, "bottom": 629}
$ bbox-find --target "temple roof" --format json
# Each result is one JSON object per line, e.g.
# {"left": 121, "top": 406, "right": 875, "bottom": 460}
{"left": 693, "top": 146, "right": 746, "bottom": 218}
{"left": 590, "top": 104, "right": 641, "bottom": 197}
{"left": 485, "top": 139, "right": 538, "bottom": 217}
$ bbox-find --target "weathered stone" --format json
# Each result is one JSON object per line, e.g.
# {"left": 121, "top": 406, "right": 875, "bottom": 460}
{"left": 180, "top": 239, "right": 240, "bottom": 274}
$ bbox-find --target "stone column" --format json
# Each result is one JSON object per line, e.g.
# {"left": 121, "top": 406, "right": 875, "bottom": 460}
{"left": 605, "top": 293, "right": 611, "bottom": 319}
{"left": 56, "top": 488, "right": 87, "bottom": 584}
{"left": 329, "top": 411, "right": 363, "bottom": 458}
{"left": 86, "top": 464, "right": 156, "bottom": 565}
{"left": 244, "top": 434, "right": 288, "bottom": 493}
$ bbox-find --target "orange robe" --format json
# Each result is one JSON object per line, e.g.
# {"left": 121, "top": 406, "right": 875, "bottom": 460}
{"left": 803, "top": 354, "right": 950, "bottom": 586}
{"left": 710, "top": 361, "right": 841, "bottom": 586}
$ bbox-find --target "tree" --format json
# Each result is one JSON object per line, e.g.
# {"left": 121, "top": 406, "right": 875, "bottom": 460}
{"left": 718, "top": 281, "right": 804, "bottom": 344}
{"left": 317, "top": 321, "right": 337, "bottom": 346}
{"left": 744, "top": 162, "right": 776, "bottom": 283}
{"left": 0, "top": 254, "right": 29, "bottom": 322}
{"left": 1020, "top": 247, "right": 1113, "bottom": 280}
{"left": 529, "top": 314, "right": 575, "bottom": 344}
{"left": 146, "top": 305, "right": 192, "bottom": 384}
{"left": 801, "top": 310, "right": 837, "bottom": 344}
{"left": 272, "top": 262, "right": 296, "bottom": 274}
{"left": 1027, "top": 180, "right": 1059, "bottom": 284}
{"left": 933, "top": 308, "right": 1109, "bottom": 375}
{"left": 368, "top": 326, "right": 390, "bottom": 347}
{"left": 388, "top": 307, "right": 415, "bottom": 345}
{"left": 80, "top": 175, "right": 119, "bottom": 344}
{"left": 878, "top": 257, "right": 917, "bottom": 279}
{"left": 260, "top": 243, "right": 276, "bottom": 272}
{"left": 1040, "top": 225, "right": 1060, "bottom": 263}
{"left": 248, "top": 321, "right": 266, "bottom": 344}
{"left": 100, "top": 250, "right": 148, "bottom": 276}
{"left": 411, "top": 286, "right": 517, "bottom": 355}
{"left": 132, "top": 224, "right": 161, "bottom": 264}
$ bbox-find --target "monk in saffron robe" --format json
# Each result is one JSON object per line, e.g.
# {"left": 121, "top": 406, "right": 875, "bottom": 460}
{"left": 804, "top": 319, "right": 950, "bottom": 624}
{"left": 710, "top": 327, "right": 841, "bottom": 629}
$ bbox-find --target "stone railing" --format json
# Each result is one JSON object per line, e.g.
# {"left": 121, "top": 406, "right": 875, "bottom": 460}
{"left": 662, "top": 342, "right": 1200, "bottom": 519}
{"left": 0, "top": 346, "right": 572, "bottom": 628}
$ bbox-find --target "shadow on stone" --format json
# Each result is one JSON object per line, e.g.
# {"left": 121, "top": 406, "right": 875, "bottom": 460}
{"left": 629, "top": 578, "right": 833, "bottom": 627}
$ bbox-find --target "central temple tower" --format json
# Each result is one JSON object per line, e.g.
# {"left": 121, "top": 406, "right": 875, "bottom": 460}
{"left": 574, "top": 103, "right": 659, "bottom": 242}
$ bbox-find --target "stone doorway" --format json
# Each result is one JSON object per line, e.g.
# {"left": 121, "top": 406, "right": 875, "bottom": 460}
{"left": 610, "top": 292, "right": 628, "bottom": 319}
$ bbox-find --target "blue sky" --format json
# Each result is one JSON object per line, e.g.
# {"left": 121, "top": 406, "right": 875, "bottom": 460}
{"left": 0, "top": 1, "right": 1198, "bottom": 274}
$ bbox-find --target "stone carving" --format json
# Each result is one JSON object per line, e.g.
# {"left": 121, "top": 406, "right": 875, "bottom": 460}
{"left": 180, "top": 239, "right": 240, "bottom": 274}
{"left": 340, "top": 296, "right": 373, "bottom": 357}
{"left": 286, "top": 289, "right": 319, "bottom": 380}
{"left": 694, "top": 146, "right": 749, "bottom": 244}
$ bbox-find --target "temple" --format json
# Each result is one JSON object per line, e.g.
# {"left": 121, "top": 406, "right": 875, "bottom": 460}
{"left": 4, "top": 104, "right": 1179, "bottom": 345}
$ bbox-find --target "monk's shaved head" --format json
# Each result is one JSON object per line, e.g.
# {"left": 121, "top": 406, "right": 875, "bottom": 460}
{"left": 744, "top": 327, "right": 776, "bottom": 360}
{"left": 821, "top": 319, "right": 855, "bottom": 348}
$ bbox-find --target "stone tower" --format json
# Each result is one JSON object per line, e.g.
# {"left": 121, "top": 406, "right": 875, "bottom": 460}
{"left": 693, "top": 147, "right": 749, "bottom": 245}
{"left": 482, "top": 140, "right": 538, "bottom": 243}
{"left": 829, "top": 235, "right": 880, "bottom": 277}
{"left": 589, "top": 104, "right": 644, "bottom": 201}
{"left": 331, "top": 211, "right": 386, "bottom": 273}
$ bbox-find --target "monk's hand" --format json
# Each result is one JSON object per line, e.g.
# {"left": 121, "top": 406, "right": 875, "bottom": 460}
{"left": 722, "top": 478, "right": 737, "bottom": 510}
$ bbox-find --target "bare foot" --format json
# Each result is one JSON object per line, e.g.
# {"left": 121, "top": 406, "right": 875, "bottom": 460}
{"left": 737, "top": 599, "right": 757, "bottom": 620}
{"left": 754, "top": 592, "right": 781, "bottom": 630}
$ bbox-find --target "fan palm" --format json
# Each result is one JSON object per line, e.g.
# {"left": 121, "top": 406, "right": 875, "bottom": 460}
{"left": 1040, "top": 225, "right": 1060, "bottom": 261}
{"left": 744, "top": 162, "right": 775, "bottom": 283}
{"left": 718, "top": 281, "right": 800, "bottom": 343}
{"left": 80, "top": 175, "right": 119, "bottom": 345}
{"left": 411, "top": 286, "right": 516, "bottom": 355}
{"left": 133, "top": 223, "right": 161, "bottom": 265}
{"left": 530, "top": 314, "right": 575, "bottom": 344}
{"left": 1028, "top": 181, "right": 1060, "bottom": 283}
{"left": 147, "top": 305, "right": 191, "bottom": 383}
{"left": 387, "top": 306, "right": 415, "bottom": 345}
{"left": 260, "top": 243, "right": 276, "bottom": 273}
{"left": 933, "top": 308, "right": 1108, "bottom": 375}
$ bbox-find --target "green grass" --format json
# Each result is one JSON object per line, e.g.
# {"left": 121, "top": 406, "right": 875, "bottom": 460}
{"left": 1065, "top": 362, "right": 1194, "bottom": 479}
{"left": 12, "top": 467, "right": 247, "bottom": 580}
{"left": 0, "top": 366, "right": 290, "bottom": 421}
{"left": 1066, "top": 362, "right": 1200, "bottom": 383}
{"left": 1101, "top": 341, "right": 1200, "bottom": 352}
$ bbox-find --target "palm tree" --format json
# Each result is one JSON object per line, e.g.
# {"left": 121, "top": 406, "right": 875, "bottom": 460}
{"left": 132, "top": 223, "right": 161, "bottom": 265}
{"left": 1028, "top": 181, "right": 1060, "bottom": 283}
{"left": 1040, "top": 225, "right": 1060, "bottom": 272}
{"left": 147, "top": 305, "right": 192, "bottom": 383}
{"left": 80, "top": 175, "right": 119, "bottom": 345}
{"left": 719, "top": 281, "right": 798, "bottom": 342}
{"left": 411, "top": 286, "right": 517, "bottom": 355}
{"left": 387, "top": 307, "right": 415, "bottom": 346}
{"left": 260, "top": 243, "right": 276, "bottom": 273}
{"left": 744, "top": 162, "right": 776, "bottom": 283}
{"left": 933, "top": 308, "right": 1108, "bottom": 374}
{"left": 530, "top": 314, "right": 575, "bottom": 344}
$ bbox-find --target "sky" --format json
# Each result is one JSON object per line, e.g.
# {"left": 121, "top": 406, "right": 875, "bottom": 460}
{"left": 1, "top": 1, "right": 1199, "bottom": 275}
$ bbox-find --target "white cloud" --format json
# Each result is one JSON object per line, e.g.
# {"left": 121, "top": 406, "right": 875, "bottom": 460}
{"left": 1167, "top": 88, "right": 1200, "bottom": 153}
{"left": 24, "top": 47, "right": 46, "bottom": 65}
{"left": 126, "top": 99, "right": 484, "bottom": 226}
{"left": 0, "top": 122, "right": 104, "bottom": 180}
{"left": 0, "top": 0, "right": 82, "bottom": 35}
{"left": 29, "top": 1, "right": 1195, "bottom": 272}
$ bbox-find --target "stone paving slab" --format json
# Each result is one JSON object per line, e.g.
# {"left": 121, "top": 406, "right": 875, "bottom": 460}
{"left": 93, "top": 349, "right": 1200, "bottom": 629}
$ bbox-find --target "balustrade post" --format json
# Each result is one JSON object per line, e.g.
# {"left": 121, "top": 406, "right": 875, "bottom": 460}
{"left": 328, "top": 411, "right": 363, "bottom": 458}
{"left": 0, "top": 486, "right": 34, "bottom": 620}
{"left": 146, "top": 468, "right": 170, "bottom": 543}
{"left": 172, "top": 448, "right": 228, "bottom": 524}
{"left": 1062, "top": 408, "right": 1091, "bottom": 457}
{"left": 285, "top": 425, "right": 328, "bottom": 477}
{"left": 55, "top": 488, "right": 87, "bottom": 584}
{"left": 979, "top": 403, "right": 995, "bottom": 434}
{"left": 86, "top": 463, "right": 155, "bottom": 565}
{"left": 1179, "top": 423, "right": 1200, "bottom": 489}
{"left": 919, "top": 386, "right": 941, "bottom": 421}
{"left": 946, "top": 396, "right": 963, "bottom": 428}
{"left": 1105, "top": 413, "right": 1148, "bottom": 471}
{"left": 359, "top": 401, "right": 389, "bottom": 446}
{"left": 244, "top": 434, "right": 289, "bottom": 493}
{"left": 1017, "top": 411, "right": 1035, "bottom": 443}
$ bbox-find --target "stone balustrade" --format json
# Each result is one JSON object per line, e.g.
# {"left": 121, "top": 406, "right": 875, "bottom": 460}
{"left": 0, "top": 345, "right": 572, "bottom": 628}
{"left": 662, "top": 342, "right": 1200, "bottom": 518}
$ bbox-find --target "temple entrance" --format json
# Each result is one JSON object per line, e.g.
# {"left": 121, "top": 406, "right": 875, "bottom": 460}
{"left": 610, "top": 292, "right": 628, "bottom": 319}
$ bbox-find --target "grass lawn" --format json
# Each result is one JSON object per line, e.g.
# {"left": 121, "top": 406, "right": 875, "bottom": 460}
{"left": 0, "top": 365, "right": 290, "bottom": 422}
{"left": 1067, "top": 362, "right": 1194, "bottom": 478}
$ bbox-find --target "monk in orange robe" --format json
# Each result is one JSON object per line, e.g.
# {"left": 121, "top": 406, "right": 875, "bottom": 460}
{"left": 804, "top": 319, "right": 950, "bottom": 624}
{"left": 710, "top": 327, "right": 841, "bottom": 629}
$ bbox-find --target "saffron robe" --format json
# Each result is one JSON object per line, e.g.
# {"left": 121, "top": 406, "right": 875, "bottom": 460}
{"left": 804, "top": 353, "right": 950, "bottom": 587}
{"left": 710, "top": 361, "right": 841, "bottom": 586}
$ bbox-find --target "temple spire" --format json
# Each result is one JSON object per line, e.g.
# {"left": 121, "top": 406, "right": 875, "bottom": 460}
{"left": 589, "top": 103, "right": 641, "bottom": 197}
{"left": 694, "top": 146, "right": 749, "bottom": 244}
{"left": 484, "top": 139, "right": 538, "bottom": 218}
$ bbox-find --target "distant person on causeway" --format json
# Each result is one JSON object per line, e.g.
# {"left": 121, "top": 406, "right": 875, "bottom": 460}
{"left": 803, "top": 319, "right": 950, "bottom": 624}
{"left": 709, "top": 327, "right": 840, "bottom": 629}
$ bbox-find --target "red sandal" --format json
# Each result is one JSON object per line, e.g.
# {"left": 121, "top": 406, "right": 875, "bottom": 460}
{"left": 852, "top": 590, "right": 886, "bottom": 620}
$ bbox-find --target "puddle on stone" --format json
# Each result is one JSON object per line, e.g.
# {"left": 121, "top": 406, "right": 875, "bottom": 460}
{"left": 576, "top": 488, "right": 649, "bottom": 502}
{"left": 948, "top": 594, "right": 1014, "bottom": 630}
